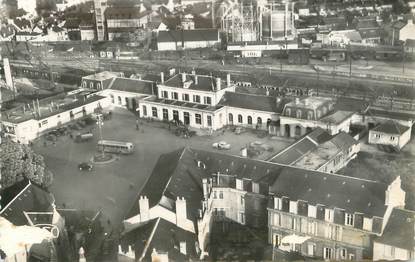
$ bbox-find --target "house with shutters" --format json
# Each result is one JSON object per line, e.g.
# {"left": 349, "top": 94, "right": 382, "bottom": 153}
{"left": 122, "top": 147, "right": 407, "bottom": 261}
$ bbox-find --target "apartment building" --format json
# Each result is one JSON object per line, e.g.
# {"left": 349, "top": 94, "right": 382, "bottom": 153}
{"left": 267, "top": 175, "right": 405, "bottom": 260}
{"left": 122, "top": 147, "right": 407, "bottom": 261}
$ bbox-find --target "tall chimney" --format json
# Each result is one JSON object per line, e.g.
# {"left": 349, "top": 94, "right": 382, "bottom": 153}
{"left": 216, "top": 77, "right": 221, "bottom": 91}
{"left": 160, "top": 72, "right": 164, "bottom": 83}
{"left": 176, "top": 197, "right": 187, "bottom": 229}
{"left": 226, "top": 73, "right": 231, "bottom": 87}
{"left": 139, "top": 196, "right": 150, "bottom": 222}
{"left": 181, "top": 72, "right": 186, "bottom": 82}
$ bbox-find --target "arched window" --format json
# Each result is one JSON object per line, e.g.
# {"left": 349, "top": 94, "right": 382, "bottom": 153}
{"left": 97, "top": 83, "right": 101, "bottom": 90}
{"left": 82, "top": 81, "right": 87, "bottom": 88}
{"left": 238, "top": 114, "right": 243, "bottom": 123}
{"left": 257, "top": 117, "right": 262, "bottom": 125}
{"left": 322, "top": 106, "right": 327, "bottom": 115}
{"left": 316, "top": 110, "right": 321, "bottom": 119}
{"left": 285, "top": 108, "right": 291, "bottom": 116}
{"left": 89, "top": 82, "right": 94, "bottom": 89}
{"left": 296, "top": 110, "right": 302, "bottom": 119}
{"left": 247, "top": 116, "right": 252, "bottom": 125}
{"left": 307, "top": 111, "right": 313, "bottom": 120}
{"left": 229, "top": 113, "right": 233, "bottom": 123}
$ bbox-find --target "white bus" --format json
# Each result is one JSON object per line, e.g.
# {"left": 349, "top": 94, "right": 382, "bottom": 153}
{"left": 97, "top": 140, "right": 134, "bottom": 154}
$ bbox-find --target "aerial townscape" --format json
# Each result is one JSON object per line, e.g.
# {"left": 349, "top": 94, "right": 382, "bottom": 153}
{"left": 1, "top": 0, "right": 415, "bottom": 261}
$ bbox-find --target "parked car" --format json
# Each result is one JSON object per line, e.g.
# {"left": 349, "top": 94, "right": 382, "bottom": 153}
{"left": 75, "top": 133, "right": 93, "bottom": 143}
{"left": 212, "top": 141, "right": 231, "bottom": 150}
{"left": 78, "top": 162, "right": 93, "bottom": 171}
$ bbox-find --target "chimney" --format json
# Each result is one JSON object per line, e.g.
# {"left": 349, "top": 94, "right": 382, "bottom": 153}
{"left": 226, "top": 73, "right": 231, "bottom": 87}
{"left": 176, "top": 197, "right": 187, "bottom": 228}
{"left": 139, "top": 196, "right": 150, "bottom": 222}
{"left": 385, "top": 176, "right": 406, "bottom": 208}
{"left": 181, "top": 72, "right": 186, "bottom": 83}
{"left": 202, "top": 178, "right": 209, "bottom": 200}
{"left": 160, "top": 72, "right": 164, "bottom": 83}
{"left": 216, "top": 77, "right": 221, "bottom": 91}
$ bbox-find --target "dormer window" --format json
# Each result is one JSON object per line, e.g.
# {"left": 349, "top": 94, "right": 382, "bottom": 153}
{"left": 345, "top": 213, "right": 354, "bottom": 226}
{"left": 296, "top": 110, "right": 302, "bottom": 119}
{"left": 236, "top": 179, "right": 243, "bottom": 190}
{"left": 307, "top": 111, "right": 313, "bottom": 120}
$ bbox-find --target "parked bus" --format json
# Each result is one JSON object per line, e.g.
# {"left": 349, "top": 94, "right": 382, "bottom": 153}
{"left": 97, "top": 140, "right": 134, "bottom": 154}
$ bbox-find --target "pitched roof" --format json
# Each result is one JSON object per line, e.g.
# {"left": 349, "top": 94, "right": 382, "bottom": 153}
{"left": 108, "top": 77, "right": 155, "bottom": 94}
{"left": 372, "top": 120, "right": 410, "bottom": 135}
{"left": 219, "top": 92, "right": 288, "bottom": 113}
{"left": 157, "top": 29, "right": 218, "bottom": 43}
{"left": 0, "top": 180, "right": 55, "bottom": 226}
{"left": 105, "top": 6, "right": 151, "bottom": 19}
{"left": 121, "top": 217, "right": 198, "bottom": 261}
{"left": 163, "top": 73, "right": 227, "bottom": 92}
{"left": 375, "top": 208, "right": 415, "bottom": 250}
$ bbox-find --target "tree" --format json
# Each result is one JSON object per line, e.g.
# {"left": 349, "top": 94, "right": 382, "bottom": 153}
{"left": 0, "top": 140, "right": 53, "bottom": 189}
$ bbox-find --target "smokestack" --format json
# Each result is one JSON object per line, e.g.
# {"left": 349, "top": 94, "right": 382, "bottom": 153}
{"left": 181, "top": 72, "right": 186, "bottom": 82}
{"left": 3, "top": 58, "right": 13, "bottom": 92}
{"left": 226, "top": 73, "right": 231, "bottom": 87}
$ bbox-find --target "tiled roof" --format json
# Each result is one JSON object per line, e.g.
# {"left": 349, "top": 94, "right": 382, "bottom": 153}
{"left": 163, "top": 73, "right": 226, "bottom": 92}
{"left": 0, "top": 180, "right": 54, "bottom": 226}
{"left": 121, "top": 217, "right": 198, "bottom": 260}
{"left": 220, "top": 92, "right": 289, "bottom": 113}
{"left": 157, "top": 29, "right": 218, "bottom": 43}
{"left": 128, "top": 148, "right": 388, "bottom": 220}
{"left": 375, "top": 208, "right": 415, "bottom": 250}
{"left": 371, "top": 120, "right": 410, "bottom": 135}
{"left": 108, "top": 77, "right": 155, "bottom": 95}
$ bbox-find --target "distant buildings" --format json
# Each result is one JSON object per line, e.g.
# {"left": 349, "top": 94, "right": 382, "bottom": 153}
{"left": 368, "top": 120, "right": 412, "bottom": 150}
{"left": 156, "top": 29, "right": 220, "bottom": 50}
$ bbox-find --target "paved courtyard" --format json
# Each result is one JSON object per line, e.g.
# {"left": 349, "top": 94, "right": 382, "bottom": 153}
{"left": 32, "top": 108, "right": 292, "bottom": 232}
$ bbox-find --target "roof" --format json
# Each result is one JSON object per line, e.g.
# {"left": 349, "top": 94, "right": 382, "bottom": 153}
{"left": 356, "top": 17, "right": 379, "bottom": 29}
{"left": 157, "top": 29, "right": 218, "bottom": 43}
{"left": 368, "top": 108, "right": 415, "bottom": 121}
{"left": 220, "top": 92, "right": 289, "bottom": 113}
{"left": 371, "top": 120, "right": 410, "bottom": 135}
{"left": 375, "top": 208, "right": 415, "bottom": 250}
{"left": 82, "top": 71, "right": 122, "bottom": 81}
{"left": 105, "top": 6, "right": 151, "bottom": 20}
{"left": 108, "top": 78, "right": 155, "bottom": 95}
{"left": 121, "top": 217, "right": 198, "bottom": 261}
{"left": 284, "top": 97, "right": 333, "bottom": 110}
{"left": 144, "top": 96, "right": 223, "bottom": 111}
{"left": 358, "top": 28, "right": 381, "bottom": 39}
{"left": 268, "top": 128, "right": 358, "bottom": 170}
{"left": 0, "top": 180, "right": 55, "bottom": 226}
{"left": 163, "top": 73, "right": 228, "bottom": 92}
{"left": 320, "top": 110, "right": 354, "bottom": 125}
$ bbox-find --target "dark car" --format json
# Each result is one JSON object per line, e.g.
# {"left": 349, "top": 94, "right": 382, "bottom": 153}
{"left": 78, "top": 162, "right": 93, "bottom": 171}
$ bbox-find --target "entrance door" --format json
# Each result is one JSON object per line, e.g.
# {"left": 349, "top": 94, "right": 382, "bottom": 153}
{"left": 173, "top": 110, "right": 179, "bottom": 121}
{"left": 183, "top": 112, "right": 190, "bottom": 125}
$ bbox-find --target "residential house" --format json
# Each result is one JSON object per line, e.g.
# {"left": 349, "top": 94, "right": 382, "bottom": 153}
{"left": 368, "top": 120, "right": 412, "bottom": 150}
{"left": 399, "top": 18, "right": 415, "bottom": 43}
{"left": 157, "top": 29, "right": 220, "bottom": 51}
{"left": 355, "top": 16, "right": 381, "bottom": 45}
{"left": 324, "top": 30, "right": 362, "bottom": 47}
{"left": 268, "top": 127, "right": 360, "bottom": 174}
{"left": 373, "top": 208, "right": 415, "bottom": 261}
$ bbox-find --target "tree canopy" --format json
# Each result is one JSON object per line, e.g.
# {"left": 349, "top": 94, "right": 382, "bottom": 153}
{"left": 0, "top": 140, "right": 53, "bottom": 189}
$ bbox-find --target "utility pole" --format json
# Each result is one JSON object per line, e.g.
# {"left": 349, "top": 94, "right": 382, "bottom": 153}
{"left": 97, "top": 114, "right": 105, "bottom": 158}
{"left": 348, "top": 44, "right": 352, "bottom": 77}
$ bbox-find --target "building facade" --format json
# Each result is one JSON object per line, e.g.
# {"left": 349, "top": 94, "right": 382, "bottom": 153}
{"left": 368, "top": 121, "right": 412, "bottom": 150}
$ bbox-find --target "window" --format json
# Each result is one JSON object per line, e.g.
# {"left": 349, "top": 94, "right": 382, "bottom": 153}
{"left": 308, "top": 205, "right": 317, "bottom": 218}
{"left": 257, "top": 117, "right": 262, "bottom": 125}
{"left": 239, "top": 212, "right": 245, "bottom": 224}
{"left": 182, "top": 93, "right": 189, "bottom": 101}
{"left": 323, "top": 247, "right": 333, "bottom": 260}
{"left": 90, "top": 82, "right": 94, "bottom": 88}
{"left": 193, "top": 95, "right": 200, "bottom": 103}
{"left": 162, "top": 108, "right": 168, "bottom": 120}
{"left": 142, "top": 105, "right": 147, "bottom": 116}
{"left": 363, "top": 217, "right": 372, "bottom": 231}
{"left": 291, "top": 217, "right": 297, "bottom": 230}
{"left": 118, "top": 96, "right": 122, "bottom": 105}
{"left": 296, "top": 110, "right": 302, "bottom": 118}
{"left": 240, "top": 195, "right": 245, "bottom": 206}
{"left": 252, "top": 182, "right": 259, "bottom": 193}
{"left": 325, "top": 209, "right": 334, "bottom": 222}
{"left": 247, "top": 116, "right": 252, "bottom": 125}
{"left": 82, "top": 81, "right": 87, "bottom": 88}
{"left": 213, "top": 191, "right": 217, "bottom": 199}
{"left": 238, "top": 114, "right": 243, "bottom": 123}
{"left": 375, "top": 134, "right": 381, "bottom": 138}
{"left": 307, "top": 243, "right": 315, "bottom": 256}
{"left": 236, "top": 179, "right": 243, "bottom": 190}
{"left": 207, "top": 115, "right": 212, "bottom": 127}
{"left": 162, "top": 90, "right": 168, "bottom": 98}
{"left": 173, "top": 110, "right": 179, "bottom": 121}
{"left": 97, "top": 83, "right": 101, "bottom": 89}
{"left": 307, "top": 111, "right": 313, "bottom": 120}
{"left": 285, "top": 108, "right": 291, "bottom": 116}
{"left": 110, "top": 94, "right": 114, "bottom": 103}
{"left": 308, "top": 221, "right": 317, "bottom": 235}
{"left": 42, "top": 120, "right": 48, "bottom": 125}
{"left": 219, "top": 191, "right": 223, "bottom": 199}
{"left": 204, "top": 96, "right": 212, "bottom": 105}
{"left": 345, "top": 213, "right": 354, "bottom": 226}
{"left": 390, "top": 136, "right": 395, "bottom": 141}
{"left": 316, "top": 110, "right": 321, "bottom": 119}
{"left": 172, "top": 92, "right": 178, "bottom": 100}
{"left": 274, "top": 197, "right": 282, "bottom": 210}
{"left": 289, "top": 201, "right": 297, "bottom": 214}
{"left": 273, "top": 213, "right": 280, "bottom": 226}
{"left": 152, "top": 107, "right": 158, "bottom": 117}
{"left": 229, "top": 113, "right": 233, "bottom": 123}
{"left": 340, "top": 248, "right": 347, "bottom": 260}
{"left": 195, "top": 114, "right": 202, "bottom": 124}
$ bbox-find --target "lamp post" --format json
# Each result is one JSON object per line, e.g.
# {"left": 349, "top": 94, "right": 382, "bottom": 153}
{"left": 97, "top": 114, "right": 104, "bottom": 158}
